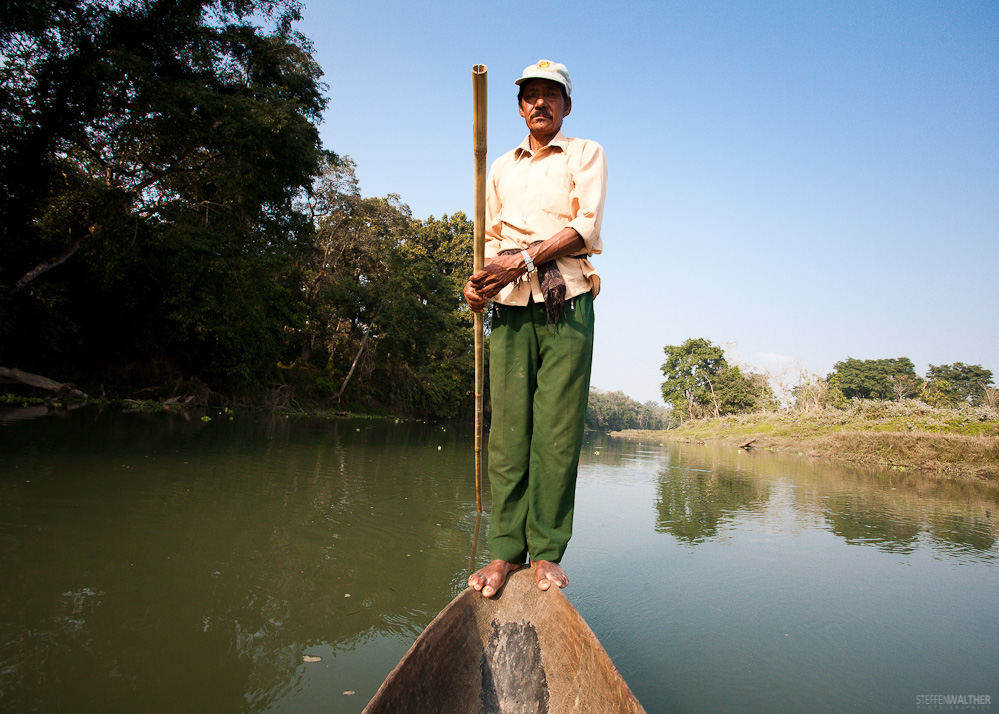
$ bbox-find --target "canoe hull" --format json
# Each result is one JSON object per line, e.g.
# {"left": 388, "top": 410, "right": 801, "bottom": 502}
{"left": 362, "top": 568, "right": 647, "bottom": 714}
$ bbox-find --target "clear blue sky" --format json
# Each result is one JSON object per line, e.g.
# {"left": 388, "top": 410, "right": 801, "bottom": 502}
{"left": 297, "top": 0, "right": 998, "bottom": 405}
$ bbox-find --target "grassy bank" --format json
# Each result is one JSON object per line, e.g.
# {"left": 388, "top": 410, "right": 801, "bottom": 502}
{"left": 613, "top": 400, "right": 999, "bottom": 479}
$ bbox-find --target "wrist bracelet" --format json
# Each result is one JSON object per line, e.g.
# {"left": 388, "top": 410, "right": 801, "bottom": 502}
{"left": 520, "top": 249, "right": 536, "bottom": 274}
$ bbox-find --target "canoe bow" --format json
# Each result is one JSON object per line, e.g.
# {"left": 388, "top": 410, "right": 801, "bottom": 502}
{"left": 362, "top": 568, "right": 647, "bottom": 714}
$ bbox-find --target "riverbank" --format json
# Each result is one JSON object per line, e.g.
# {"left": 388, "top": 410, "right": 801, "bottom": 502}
{"left": 613, "top": 400, "right": 999, "bottom": 479}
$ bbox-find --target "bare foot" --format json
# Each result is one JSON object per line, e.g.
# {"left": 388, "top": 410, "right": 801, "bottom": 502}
{"left": 468, "top": 560, "right": 520, "bottom": 598}
{"left": 531, "top": 560, "right": 568, "bottom": 591}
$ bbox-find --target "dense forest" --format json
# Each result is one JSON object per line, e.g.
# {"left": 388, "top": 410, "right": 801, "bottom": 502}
{"left": 585, "top": 389, "right": 672, "bottom": 431}
{"left": 1, "top": 0, "right": 480, "bottom": 418}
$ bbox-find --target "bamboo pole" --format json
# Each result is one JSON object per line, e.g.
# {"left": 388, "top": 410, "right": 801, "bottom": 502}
{"left": 472, "top": 64, "right": 487, "bottom": 513}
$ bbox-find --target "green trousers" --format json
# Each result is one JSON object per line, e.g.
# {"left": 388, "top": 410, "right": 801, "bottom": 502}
{"left": 487, "top": 293, "right": 594, "bottom": 564}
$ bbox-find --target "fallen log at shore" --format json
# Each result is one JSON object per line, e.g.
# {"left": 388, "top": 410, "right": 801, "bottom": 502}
{"left": 0, "top": 366, "right": 90, "bottom": 400}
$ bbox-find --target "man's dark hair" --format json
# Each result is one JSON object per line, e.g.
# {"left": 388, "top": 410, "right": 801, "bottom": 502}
{"left": 517, "top": 84, "right": 569, "bottom": 103}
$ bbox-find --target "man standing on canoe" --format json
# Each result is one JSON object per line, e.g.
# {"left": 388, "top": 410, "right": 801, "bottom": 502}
{"left": 464, "top": 60, "right": 607, "bottom": 597}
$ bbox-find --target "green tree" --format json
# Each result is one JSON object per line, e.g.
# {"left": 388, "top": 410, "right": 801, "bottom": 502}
{"left": 827, "top": 357, "right": 918, "bottom": 401}
{"left": 921, "top": 378, "right": 954, "bottom": 407}
{"left": 660, "top": 338, "right": 727, "bottom": 420}
{"left": 712, "top": 366, "right": 774, "bottom": 415}
{"left": 294, "top": 157, "right": 406, "bottom": 378}
{"left": 925, "top": 363, "right": 994, "bottom": 405}
{"left": 660, "top": 338, "right": 773, "bottom": 420}
{"left": 824, "top": 373, "right": 848, "bottom": 408}
{"left": 366, "top": 212, "right": 476, "bottom": 418}
{"left": 1, "top": 0, "right": 326, "bottom": 389}
{"left": 290, "top": 164, "right": 478, "bottom": 418}
{"left": 296, "top": 155, "right": 393, "bottom": 366}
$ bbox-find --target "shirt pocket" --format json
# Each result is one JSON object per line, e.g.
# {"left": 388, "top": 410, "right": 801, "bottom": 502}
{"left": 538, "top": 163, "right": 574, "bottom": 221}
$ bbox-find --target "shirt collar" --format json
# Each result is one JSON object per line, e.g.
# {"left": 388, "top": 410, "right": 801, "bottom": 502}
{"left": 514, "top": 131, "right": 569, "bottom": 159}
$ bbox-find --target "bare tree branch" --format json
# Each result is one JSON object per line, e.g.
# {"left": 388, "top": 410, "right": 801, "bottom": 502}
{"left": 9, "top": 235, "right": 87, "bottom": 295}
{"left": 335, "top": 329, "right": 371, "bottom": 401}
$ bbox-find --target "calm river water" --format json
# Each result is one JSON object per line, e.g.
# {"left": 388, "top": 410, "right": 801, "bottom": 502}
{"left": 1, "top": 408, "right": 997, "bottom": 714}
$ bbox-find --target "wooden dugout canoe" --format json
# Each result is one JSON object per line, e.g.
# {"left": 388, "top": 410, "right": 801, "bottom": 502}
{"left": 361, "top": 567, "right": 647, "bottom": 714}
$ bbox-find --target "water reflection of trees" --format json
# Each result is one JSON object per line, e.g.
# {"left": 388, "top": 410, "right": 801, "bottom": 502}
{"left": 654, "top": 467, "right": 770, "bottom": 544}
{"left": 822, "top": 496, "right": 922, "bottom": 551}
{"left": 821, "top": 492, "right": 998, "bottom": 555}
{"left": 650, "top": 442, "right": 999, "bottom": 556}
{"left": 0, "top": 412, "right": 483, "bottom": 714}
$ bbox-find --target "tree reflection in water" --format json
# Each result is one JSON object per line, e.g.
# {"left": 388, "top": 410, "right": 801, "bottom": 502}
{"left": 0, "top": 412, "right": 481, "bottom": 713}
{"left": 650, "top": 440, "right": 998, "bottom": 557}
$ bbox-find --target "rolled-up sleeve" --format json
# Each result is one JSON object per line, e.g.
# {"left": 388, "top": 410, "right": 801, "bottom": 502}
{"left": 481, "top": 134, "right": 607, "bottom": 304}
{"left": 566, "top": 140, "right": 607, "bottom": 255}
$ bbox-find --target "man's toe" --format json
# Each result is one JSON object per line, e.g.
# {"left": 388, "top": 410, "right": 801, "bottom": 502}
{"left": 483, "top": 572, "right": 506, "bottom": 597}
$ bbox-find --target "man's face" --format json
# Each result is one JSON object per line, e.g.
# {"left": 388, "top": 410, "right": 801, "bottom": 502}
{"left": 518, "top": 79, "right": 571, "bottom": 137}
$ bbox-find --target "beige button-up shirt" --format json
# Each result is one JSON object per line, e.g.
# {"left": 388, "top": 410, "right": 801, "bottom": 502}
{"left": 484, "top": 131, "right": 608, "bottom": 306}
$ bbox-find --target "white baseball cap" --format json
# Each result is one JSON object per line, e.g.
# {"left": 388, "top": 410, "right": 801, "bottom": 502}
{"left": 514, "top": 59, "right": 572, "bottom": 97}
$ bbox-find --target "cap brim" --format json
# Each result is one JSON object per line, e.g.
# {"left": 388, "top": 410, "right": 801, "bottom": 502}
{"left": 514, "top": 73, "right": 569, "bottom": 89}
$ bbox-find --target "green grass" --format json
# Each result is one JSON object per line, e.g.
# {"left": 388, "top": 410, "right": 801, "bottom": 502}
{"left": 662, "top": 400, "right": 998, "bottom": 438}
{"left": 614, "top": 399, "right": 999, "bottom": 479}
